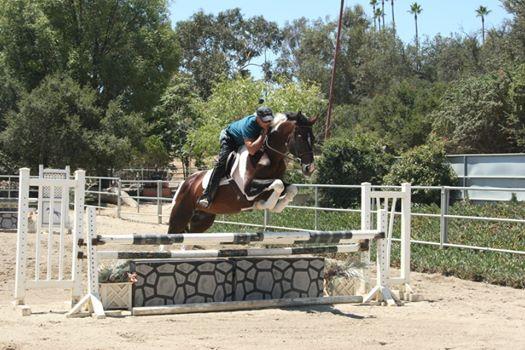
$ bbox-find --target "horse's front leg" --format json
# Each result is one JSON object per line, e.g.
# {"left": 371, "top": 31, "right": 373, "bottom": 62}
{"left": 271, "top": 184, "right": 298, "bottom": 213}
{"left": 254, "top": 179, "right": 285, "bottom": 210}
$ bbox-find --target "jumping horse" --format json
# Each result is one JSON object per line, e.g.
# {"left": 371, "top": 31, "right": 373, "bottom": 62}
{"left": 168, "top": 112, "right": 317, "bottom": 234}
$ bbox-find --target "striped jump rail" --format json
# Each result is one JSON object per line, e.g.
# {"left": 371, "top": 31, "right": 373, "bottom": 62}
{"left": 92, "top": 230, "right": 385, "bottom": 246}
{"left": 93, "top": 243, "right": 367, "bottom": 260}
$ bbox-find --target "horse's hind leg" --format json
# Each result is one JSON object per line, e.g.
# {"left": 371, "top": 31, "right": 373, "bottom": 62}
{"left": 168, "top": 183, "right": 195, "bottom": 234}
{"left": 181, "top": 211, "right": 216, "bottom": 250}
{"left": 189, "top": 211, "right": 216, "bottom": 233}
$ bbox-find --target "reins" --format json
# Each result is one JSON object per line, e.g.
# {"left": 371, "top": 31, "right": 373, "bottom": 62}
{"left": 264, "top": 127, "right": 313, "bottom": 164}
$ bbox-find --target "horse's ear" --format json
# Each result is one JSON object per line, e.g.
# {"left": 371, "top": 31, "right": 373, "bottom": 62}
{"left": 308, "top": 115, "right": 318, "bottom": 125}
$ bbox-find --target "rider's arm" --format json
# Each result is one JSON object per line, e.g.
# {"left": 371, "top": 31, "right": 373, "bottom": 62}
{"left": 244, "top": 130, "right": 268, "bottom": 155}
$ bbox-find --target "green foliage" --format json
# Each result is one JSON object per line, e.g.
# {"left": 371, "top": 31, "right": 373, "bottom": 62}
{"left": 430, "top": 72, "right": 521, "bottom": 153}
{"left": 507, "top": 64, "right": 525, "bottom": 149}
{"left": 383, "top": 140, "right": 457, "bottom": 203}
{"left": 332, "top": 79, "right": 445, "bottom": 153}
{"left": 316, "top": 134, "right": 394, "bottom": 207}
{"left": 0, "top": 61, "right": 24, "bottom": 130}
{"left": 0, "top": 0, "right": 180, "bottom": 114}
{"left": 176, "top": 8, "right": 282, "bottom": 98}
{"left": 151, "top": 73, "right": 203, "bottom": 175}
{"left": 207, "top": 200, "right": 525, "bottom": 289}
{"left": 189, "top": 76, "right": 325, "bottom": 163}
{"left": 98, "top": 261, "right": 132, "bottom": 283}
{"left": 0, "top": 74, "right": 145, "bottom": 173}
{"left": 138, "top": 135, "right": 171, "bottom": 169}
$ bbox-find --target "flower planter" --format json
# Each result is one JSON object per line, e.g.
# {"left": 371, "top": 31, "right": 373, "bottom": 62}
{"left": 324, "top": 276, "right": 360, "bottom": 296}
{"left": 99, "top": 282, "right": 133, "bottom": 310}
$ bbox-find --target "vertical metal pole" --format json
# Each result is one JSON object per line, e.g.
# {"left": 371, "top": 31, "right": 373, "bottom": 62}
{"left": 400, "top": 183, "right": 411, "bottom": 286}
{"left": 360, "top": 182, "right": 371, "bottom": 294}
{"left": 314, "top": 186, "right": 319, "bottom": 230}
{"left": 8, "top": 176, "right": 11, "bottom": 199}
{"left": 117, "top": 179, "right": 122, "bottom": 219}
{"left": 463, "top": 155, "right": 468, "bottom": 200}
{"left": 263, "top": 210, "right": 269, "bottom": 231}
{"left": 324, "top": 0, "right": 345, "bottom": 140}
{"left": 439, "top": 187, "right": 449, "bottom": 248}
{"left": 157, "top": 180, "right": 162, "bottom": 224}
{"left": 137, "top": 181, "right": 140, "bottom": 213}
{"left": 97, "top": 178, "right": 101, "bottom": 210}
{"left": 14, "top": 168, "right": 30, "bottom": 305}
{"left": 72, "top": 170, "right": 85, "bottom": 304}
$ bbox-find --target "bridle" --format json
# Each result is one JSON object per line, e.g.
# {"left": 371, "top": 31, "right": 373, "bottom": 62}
{"left": 264, "top": 125, "right": 314, "bottom": 165}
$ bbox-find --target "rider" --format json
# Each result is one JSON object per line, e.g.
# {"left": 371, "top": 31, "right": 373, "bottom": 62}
{"left": 197, "top": 106, "right": 274, "bottom": 208}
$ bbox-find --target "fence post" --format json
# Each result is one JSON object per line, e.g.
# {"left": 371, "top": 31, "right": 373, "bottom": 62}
{"left": 136, "top": 181, "right": 140, "bottom": 213}
{"left": 157, "top": 180, "right": 162, "bottom": 224}
{"left": 463, "top": 155, "right": 468, "bottom": 199}
{"left": 360, "top": 182, "right": 371, "bottom": 294}
{"left": 97, "top": 178, "right": 102, "bottom": 210}
{"left": 263, "top": 210, "right": 269, "bottom": 231}
{"left": 314, "top": 186, "right": 319, "bottom": 230}
{"left": 117, "top": 179, "right": 122, "bottom": 219}
{"left": 440, "top": 187, "right": 449, "bottom": 248}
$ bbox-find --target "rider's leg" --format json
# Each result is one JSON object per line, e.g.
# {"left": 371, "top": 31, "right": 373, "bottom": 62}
{"left": 198, "top": 130, "right": 237, "bottom": 208}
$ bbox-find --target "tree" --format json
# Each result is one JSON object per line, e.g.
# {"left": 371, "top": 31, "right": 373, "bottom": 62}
{"left": 0, "top": 74, "right": 145, "bottom": 173}
{"left": 374, "top": 8, "right": 383, "bottom": 31}
{"left": 391, "top": 0, "right": 396, "bottom": 33}
{"left": 383, "top": 140, "right": 457, "bottom": 203}
{"left": 332, "top": 79, "right": 445, "bottom": 152}
{"left": 189, "top": 76, "right": 325, "bottom": 161}
{"left": 476, "top": 5, "right": 491, "bottom": 44}
{"left": 409, "top": 2, "right": 423, "bottom": 68}
{"left": 430, "top": 72, "right": 521, "bottom": 154}
{"left": 381, "top": 0, "right": 386, "bottom": 29}
{"left": 151, "top": 74, "right": 203, "bottom": 177}
{"left": 317, "top": 134, "right": 394, "bottom": 207}
{"left": 0, "top": 0, "right": 180, "bottom": 114}
{"left": 370, "top": 0, "right": 378, "bottom": 30}
{"left": 175, "top": 9, "right": 282, "bottom": 99}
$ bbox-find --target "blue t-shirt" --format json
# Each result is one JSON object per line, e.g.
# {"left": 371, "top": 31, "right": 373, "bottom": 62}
{"left": 226, "top": 114, "right": 263, "bottom": 146}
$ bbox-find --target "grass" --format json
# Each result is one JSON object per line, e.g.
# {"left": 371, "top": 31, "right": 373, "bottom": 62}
{"left": 208, "top": 200, "right": 525, "bottom": 289}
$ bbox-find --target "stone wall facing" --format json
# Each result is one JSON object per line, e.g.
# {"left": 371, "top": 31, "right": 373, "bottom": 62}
{"left": 131, "top": 257, "right": 325, "bottom": 307}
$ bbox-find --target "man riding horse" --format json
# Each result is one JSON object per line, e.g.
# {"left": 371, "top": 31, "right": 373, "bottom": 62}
{"left": 168, "top": 108, "right": 317, "bottom": 234}
{"left": 198, "top": 106, "right": 274, "bottom": 208}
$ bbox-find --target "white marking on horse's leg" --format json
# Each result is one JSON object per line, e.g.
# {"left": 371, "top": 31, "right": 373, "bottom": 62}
{"left": 271, "top": 184, "right": 298, "bottom": 213}
{"left": 255, "top": 180, "right": 285, "bottom": 210}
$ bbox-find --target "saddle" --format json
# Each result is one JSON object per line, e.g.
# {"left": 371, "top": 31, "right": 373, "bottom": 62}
{"left": 202, "top": 146, "right": 273, "bottom": 201}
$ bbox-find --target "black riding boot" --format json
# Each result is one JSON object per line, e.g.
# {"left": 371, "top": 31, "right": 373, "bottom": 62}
{"left": 198, "top": 167, "right": 222, "bottom": 208}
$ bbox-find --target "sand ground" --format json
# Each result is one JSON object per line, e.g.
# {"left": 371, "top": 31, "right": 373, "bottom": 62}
{"left": 0, "top": 208, "right": 524, "bottom": 350}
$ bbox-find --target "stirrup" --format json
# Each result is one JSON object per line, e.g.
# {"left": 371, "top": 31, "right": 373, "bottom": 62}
{"left": 198, "top": 196, "right": 211, "bottom": 208}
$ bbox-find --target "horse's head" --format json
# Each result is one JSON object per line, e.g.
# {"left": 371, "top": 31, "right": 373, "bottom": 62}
{"left": 268, "top": 111, "right": 317, "bottom": 176}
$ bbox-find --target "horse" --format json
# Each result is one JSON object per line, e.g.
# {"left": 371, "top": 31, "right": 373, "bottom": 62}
{"left": 168, "top": 111, "right": 317, "bottom": 234}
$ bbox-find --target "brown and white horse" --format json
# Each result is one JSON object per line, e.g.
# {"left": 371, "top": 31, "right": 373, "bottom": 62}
{"left": 168, "top": 112, "right": 317, "bottom": 234}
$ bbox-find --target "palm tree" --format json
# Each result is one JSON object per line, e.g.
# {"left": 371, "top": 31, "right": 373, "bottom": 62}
{"left": 391, "top": 0, "right": 396, "bottom": 33}
{"left": 370, "top": 0, "right": 378, "bottom": 30}
{"left": 381, "top": 0, "right": 386, "bottom": 29}
{"left": 409, "top": 2, "right": 423, "bottom": 69}
{"left": 409, "top": 3, "right": 423, "bottom": 50}
{"left": 374, "top": 8, "right": 383, "bottom": 31}
{"left": 476, "top": 5, "right": 491, "bottom": 44}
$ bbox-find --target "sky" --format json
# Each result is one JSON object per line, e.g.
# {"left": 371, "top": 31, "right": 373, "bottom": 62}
{"left": 168, "top": 0, "right": 513, "bottom": 76}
